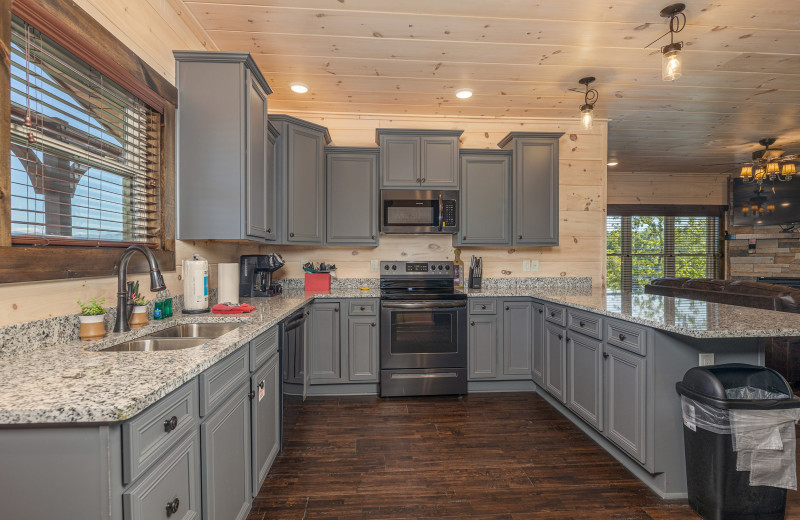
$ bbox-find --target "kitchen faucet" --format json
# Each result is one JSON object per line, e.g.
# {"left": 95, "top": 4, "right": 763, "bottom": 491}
{"left": 114, "top": 245, "right": 166, "bottom": 333}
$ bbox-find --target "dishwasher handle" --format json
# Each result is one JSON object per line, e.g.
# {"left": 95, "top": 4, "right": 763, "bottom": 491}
{"left": 284, "top": 313, "right": 307, "bottom": 331}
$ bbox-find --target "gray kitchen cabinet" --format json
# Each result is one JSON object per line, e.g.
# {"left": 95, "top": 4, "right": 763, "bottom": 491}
{"left": 310, "top": 301, "right": 344, "bottom": 383}
{"left": 271, "top": 114, "right": 331, "bottom": 244}
{"left": 251, "top": 353, "right": 280, "bottom": 497}
{"left": 264, "top": 122, "right": 280, "bottom": 241}
{"left": 501, "top": 301, "right": 532, "bottom": 377}
{"left": 200, "top": 381, "right": 252, "bottom": 520}
{"left": 347, "top": 316, "right": 379, "bottom": 381}
{"left": 325, "top": 148, "right": 379, "bottom": 245}
{"left": 567, "top": 331, "right": 603, "bottom": 432}
{"left": 532, "top": 302, "right": 545, "bottom": 385}
{"left": 468, "top": 314, "right": 499, "bottom": 380}
{"left": 376, "top": 129, "right": 463, "bottom": 188}
{"left": 498, "top": 132, "right": 563, "bottom": 246}
{"left": 454, "top": 150, "right": 512, "bottom": 246}
{"left": 604, "top": 344, "right": 647, "bottom": 464}
{"left": 174, "top": 51, "right": 273, "bottom": 242}
{"left": 544, "top": 322, "right": 567, "bottom": 403}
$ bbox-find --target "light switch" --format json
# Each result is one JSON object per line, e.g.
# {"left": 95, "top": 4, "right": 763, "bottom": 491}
{"left": 370, "top": 260, "right": 379, "bottom": 272}
{"left": 699, "top": 353, "right": 715, "bottom": 366}
{"left": 522, "top": 260, "right": 531, "bottom": 272}
{"left": 530, "top": 260, "right": 540, "bottom": 273}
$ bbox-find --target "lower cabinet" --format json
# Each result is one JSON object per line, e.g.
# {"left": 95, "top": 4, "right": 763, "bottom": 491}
{"left": 502, "top": 301, "right": 532, "bottom": 377}
{"left": 544, "top": 322, "right": 567, "bottom": 403}
{"left": 531, "top": 302, "right": 545, "bottom": 385}
{"left": 251, "top": 353, "right": 280, "bottom": 497}
{"left": 348, "top": 316, "right": 379, "bottom": 381}
{"left": 200, "top": 381, "right": 252, "bottom": 520}
{"left": 468, "top": 314, "right": 499, "bottom": 379}
{"left": 604, "top": 344, "right": 647, "bottom": 464}
{"left": 310, "top": 301, "right": 343, "bottom": 383}
{"left": 467, "top": 299, "right": 531, "bottom": 381}
{"left": 566, "top": 332, "right": 603, "bottom": 431}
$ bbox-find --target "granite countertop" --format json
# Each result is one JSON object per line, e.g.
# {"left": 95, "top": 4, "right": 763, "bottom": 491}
{"left": 3, "top": 284, "right": 800, "bottom": 426}
{"left": 466, "top": 287, "right": 800, "bottom": 339}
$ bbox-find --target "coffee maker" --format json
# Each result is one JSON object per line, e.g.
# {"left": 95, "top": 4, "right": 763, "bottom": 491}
{"left": 239, "top": 254, "right": 285, "bottom": 297}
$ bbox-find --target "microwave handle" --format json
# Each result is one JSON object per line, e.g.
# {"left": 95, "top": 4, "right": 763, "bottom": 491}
{"left": 438, "top": 193, "right": 443, "bottom": 232}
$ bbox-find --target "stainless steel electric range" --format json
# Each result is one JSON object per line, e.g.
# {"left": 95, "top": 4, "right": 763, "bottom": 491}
{"left": 379, "top": 260, "right": 468, "bottom": 397}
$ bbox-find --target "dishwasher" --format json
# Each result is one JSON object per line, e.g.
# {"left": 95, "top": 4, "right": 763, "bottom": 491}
{"left": 281, "top": 307, "right": 309, "bottom": 449}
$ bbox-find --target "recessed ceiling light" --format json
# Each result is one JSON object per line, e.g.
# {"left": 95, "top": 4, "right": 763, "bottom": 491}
{"left": 289, "top": 82, "right": 309, "bottom": 94}
{"left": 454, "top": 88, "right": 473, "bottom": 99}
{"left": 781, "top": 202, "right": 791, "bottom": 207}
{"left": 607, "top": 161, "right": 619, "bottom": 166}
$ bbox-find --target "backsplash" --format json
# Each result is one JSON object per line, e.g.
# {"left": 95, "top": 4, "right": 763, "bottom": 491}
{"left": 728, "top": 232, "right": 800, "bottom": 282}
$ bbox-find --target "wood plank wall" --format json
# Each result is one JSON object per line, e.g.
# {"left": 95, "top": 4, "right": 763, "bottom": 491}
{"left": 607, "top": 172, "right": 729, "bottom": 206}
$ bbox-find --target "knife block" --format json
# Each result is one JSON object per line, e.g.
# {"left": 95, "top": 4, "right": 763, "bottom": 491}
{"left": 468, "top": 268, "right": 482, "bottom": 289}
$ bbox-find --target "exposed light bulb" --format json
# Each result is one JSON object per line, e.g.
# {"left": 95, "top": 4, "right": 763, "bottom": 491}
{"left": 662, "top": 44, "right": 682, "bottom": 81}
{"left": 289, "top": 82, "right": 309, "bottom": 94}
{"left": 580, "top": 105, "right": 594, "bottom": 130}
{"left": 455, "top": 88, "right": 473, "bottom": 99}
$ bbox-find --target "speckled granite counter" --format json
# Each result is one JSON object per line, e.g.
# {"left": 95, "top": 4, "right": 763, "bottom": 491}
{"left": 466, "top": 287, "right": 800, "bottom": 339}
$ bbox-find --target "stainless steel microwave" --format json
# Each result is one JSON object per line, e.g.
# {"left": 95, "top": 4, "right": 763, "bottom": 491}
{"left": 380, "top": 190, "right": 458, "bottom": 234}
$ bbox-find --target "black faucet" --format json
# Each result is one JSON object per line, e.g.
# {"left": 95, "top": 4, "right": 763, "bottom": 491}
{"left": 114, "top": 245, "right": 166, "bottom": 333}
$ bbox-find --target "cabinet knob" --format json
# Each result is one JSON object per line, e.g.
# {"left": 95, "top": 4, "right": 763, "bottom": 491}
{"left": 371, "top": 235, "right": 376, "bottom": 240}
{"left": 538, "top": 309, "right": 543, "bottom": 314}
{"left": 334, "top": 307, "right": 339, "bottom": 312}
{"left": 163, "top": 416, "right": 178, "bottom": 433}
{"left": 371, "top": 322, "right": 376, "bottom": 327}
{"left": 518, "top": 234, "right": 523, "bottom": 239}
{"left": 603, "top": 352, "right": 609, "bottom": 359}
{"left": 558, "top": 334, "right": 563, "bottom": 340}
{"left": 165, "top": 498, "right": 180, "bottom": 517}
{"left": 618, "top": 333, "right": 626, "bottom": 341}
{"left": 421, "top": 178, "right": 426, "bottom": 183}
{"left": 289, "top": 232, "right": 295, "bottom": 237}
{"left": 306, "top": 311, "right": 310, "bottom": 315}
{"left": 249, "top": 390, "right": 256, "bottom": 400}
{"left": 360, "top": 306, "right": 366, "bottom": 311}
{"left": 266, "top": 228, "right": 271, "bottom": 233}
{"left": 579, "top": 321, "right": 585, "bottom": 327}
{"left": 470, "top": 321, "right": 475, "bottom": 326}
{"left": 481, "top": 304, "right": 486, "bottom": 309}
{"left": 550, "top": 311, "right": 556, "bottom": 317}
{"left": 258, "top": 381, "right": 265, "bottom": 391}
{"left": 505, "top": 306, "right": 510, "bottom": 310}
{"left": 416, "top": 178, "right": 421, "bottom": 182}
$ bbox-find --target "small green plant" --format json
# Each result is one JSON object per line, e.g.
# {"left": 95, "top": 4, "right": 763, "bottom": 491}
{"left": 77, "top": 297, "right": 106, "bottom": 316}
{"left": 134, "top": 296, "right": 148, "bottom": 306}
{"left": 130, "top": 281, "right": 148, "bottom": 306}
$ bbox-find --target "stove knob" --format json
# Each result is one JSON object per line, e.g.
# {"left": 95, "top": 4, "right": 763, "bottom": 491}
{"left": 445, "top": 265, "right": 450, "bottom": 270}
{"left": 384, "top": 265, "right": 389, "bottom": 271}
{"left": 438, "top": 265, "right": 443, "bottom": 271}
{"left": 392, "top": 264, "right": 397, "bottom": 271}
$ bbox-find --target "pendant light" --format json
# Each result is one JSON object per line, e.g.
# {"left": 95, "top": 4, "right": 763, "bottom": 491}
{"left": 577, "top": 77, "right": 598, "bottom": 130}
{"left": 659, "top": 4, "right": 686, "bottom": 81}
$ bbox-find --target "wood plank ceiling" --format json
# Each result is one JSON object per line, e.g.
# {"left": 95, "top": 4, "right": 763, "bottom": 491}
{"left": 182, "top": 0, "right": 800, "bottom": 174}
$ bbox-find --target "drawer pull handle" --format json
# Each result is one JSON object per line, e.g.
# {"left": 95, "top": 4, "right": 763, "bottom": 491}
{"left": 579, "top": 321, "right": 585, "bottom": 327}
{"left": 619, "top": 333, "right": 626, "bottom": 341}
{"left": 470, "top": 321, "right": 475, "bottom": 326}
{"left": 481, "top": 304, "right": 486, "bottom": 309}
{"left": 166, "top": 497, "right": 180, "bottom": 517}
{"left": 603, "top": 352, "right": 609, "bottom": 359}
{"left": 505, "top": 306, "right": 510, "bottom": 311}
{"left": 163, "top": 416, "right": 178, "bottom": 433}
{"left": 557, "top": 334, "right": 563, "bottom": 340}
{"left": 360, "top": 306, "right": 366, "bottom": 311}
{"left": 249, "top": 390, "right": 256, "bottom": 400}
{"left": 372, "top": 322, "right": 376, "bottom": 327}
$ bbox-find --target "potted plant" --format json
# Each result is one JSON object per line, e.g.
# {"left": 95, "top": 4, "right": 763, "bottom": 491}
{"left": 77, "top": 297, "right": 107, "bottom": 341}
{"left": 129, "top": 282, "right": 149, "bottom": 328}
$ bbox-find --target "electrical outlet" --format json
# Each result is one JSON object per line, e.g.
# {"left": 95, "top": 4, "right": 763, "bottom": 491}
{"left": 522, "top": 260, "right": 531, "bottom": 272}
{"left": 370, "top": 260, "right": 379, "bottom": 272}
{"left": 530, "top": 260, "right": 540, "bottom": 273}
{"left": 699, "top": 353, "right": 715, "bottom": 366}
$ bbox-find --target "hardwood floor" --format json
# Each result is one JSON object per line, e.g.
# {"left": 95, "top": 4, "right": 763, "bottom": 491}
{"left": 249, "top": 392, "right": 800, "bottom": 519}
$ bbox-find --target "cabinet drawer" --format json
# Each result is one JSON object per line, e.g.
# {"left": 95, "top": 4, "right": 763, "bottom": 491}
{"left": 123, "top": 431, "right": 200, "bottom": 520}
{"left": 348, "top": 299, "right": 378, "bottom": 315}
{"left": 199, "top": 345, "right": 250, "bottom": 416}
{"left": 544, "top": 303, "right": 566, "bottom": 326}
{"left": 567, "top": 309, "right": 603, "bottom": 340}
{"left": 470, "top": 299, "right": 497, "bottom": 315}
{"left": 606, "top": 320, "right": 648, "bottom": 356}
{"left": 250, "top": 326, "right": 279, "bottom": 372}
{"left": 122, "top": 380, "right": 198, "bottom": 485}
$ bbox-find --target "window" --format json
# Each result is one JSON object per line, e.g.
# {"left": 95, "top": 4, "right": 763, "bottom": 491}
{"left": 9, "top": 14, "right": 161, "bottom": 246}
{"left": 607, "top": 215, "right": 720, "bottom": 293}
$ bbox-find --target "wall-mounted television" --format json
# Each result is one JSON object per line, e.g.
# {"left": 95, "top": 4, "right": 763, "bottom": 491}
{"left": 731, "top": 178, "right": 800, "bottom": 227}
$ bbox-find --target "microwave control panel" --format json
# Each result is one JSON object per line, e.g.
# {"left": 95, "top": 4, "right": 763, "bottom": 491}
{"left": 442, "top": 200, "right": 457, "bottom": 226}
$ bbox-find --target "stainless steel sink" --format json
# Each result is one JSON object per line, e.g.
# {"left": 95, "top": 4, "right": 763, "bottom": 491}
{"left": 147, "top": 323, "right": 241, "bottom": 339}
{"left": 100, "top": 338, "right": 208, "bottom": 352}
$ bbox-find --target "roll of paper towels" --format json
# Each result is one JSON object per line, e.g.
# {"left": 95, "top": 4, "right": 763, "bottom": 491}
{"left": 217, "top": 263, "right": 239, "bottom": 305}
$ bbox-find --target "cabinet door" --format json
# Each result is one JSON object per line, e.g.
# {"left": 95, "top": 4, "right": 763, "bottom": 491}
{"left": 513, "top": 137, "right": 559, "bottom": 245}
{"left": 264, "top": 126, "right": 278, "bottom": 241}
{"left": 502, "top": 301, "right": 532, "bottom": 377}
{"left": 544, "top": 323, "right": 567, "bottom": 403}
{"left": 421, "top": 135, "right": 459, "bottom": 188}
{"left": 326, "top": 152, "right": 379, "bottom": 245}
{"left": 251, "top": 354, "right": 280, "bottom": 497}
{"left": 245, "top": 73, "right": 269, "bottom": 239}
{"left": 380, "top": 135, "right": 420, "bottom": 187}
{"left": 604, "top": 344, "right": 647, "bottom": 464}
{"left": 459, "top": 154, "right": 511, "bottom": 245}
{"left": 201, "top": 383, "right": 251, "bottom": 520}
{"left": 468, "top": 314, "right": 499, "bottom": 380}
{"left": 567, "top": 333, "right": 603, "bottom": 431}
{"left": 310, "top": 302, "right": 342, "bottom": 382}
{"left": 532, "top": 303, "right": 545, "bottom": 385}
{"left": 286, "top": 125, "right": 324, "bottom": 243}
{"left": 348, "top": 316, "right": 379, "bottom": 381}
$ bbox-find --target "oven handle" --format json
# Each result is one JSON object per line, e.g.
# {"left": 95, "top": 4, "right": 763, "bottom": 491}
{"left": 381, "top": 301, "right": 466, "bottom": 310}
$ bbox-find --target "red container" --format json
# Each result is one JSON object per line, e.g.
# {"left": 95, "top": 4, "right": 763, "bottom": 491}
{"left": 304, "top": 273, "right": 331, "bottom": 291}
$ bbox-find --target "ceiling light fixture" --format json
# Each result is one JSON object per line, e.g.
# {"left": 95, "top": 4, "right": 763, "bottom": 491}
{"left": 740, "top": 138, "right": 798, "bottom": 186}
{"left": 645, "top": 4, "right": 686, "bottom": 81}
{"left": 576, "top": 77, "right": 598, "bottom": 130}
{"left": 289, "top": 82, "right": 309, "bottom": 94}
{"left": 455, "top": 88, "right": 473, "bottom": 99}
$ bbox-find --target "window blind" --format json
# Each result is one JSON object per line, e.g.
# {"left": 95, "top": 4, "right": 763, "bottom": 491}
{"left": 9, "top": 15, "right": 161, "bottom": 246}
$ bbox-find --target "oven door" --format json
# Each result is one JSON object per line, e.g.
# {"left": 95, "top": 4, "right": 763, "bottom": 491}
{"left": 380, "top": 300, "right": 467, "bottom": 369}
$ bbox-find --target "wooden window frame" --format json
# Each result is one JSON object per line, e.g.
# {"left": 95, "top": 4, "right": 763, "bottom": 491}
{"left": 1, "top": 0, "right": 177, "bottom": 282}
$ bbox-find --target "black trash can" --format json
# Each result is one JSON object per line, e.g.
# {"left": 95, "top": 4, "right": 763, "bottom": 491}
{"left": 676, "top": 363, "right": 800, "bottom": 520}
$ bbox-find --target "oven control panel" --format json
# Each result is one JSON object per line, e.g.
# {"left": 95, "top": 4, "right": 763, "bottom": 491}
{"left": 380, "top": 261, "right": 454, "bottom": 277}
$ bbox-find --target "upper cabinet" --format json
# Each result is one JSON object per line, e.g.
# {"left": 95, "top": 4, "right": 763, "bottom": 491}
{"left": 174, "top": 51, "right": 273, "bottom": 242}
{"left": 499, "top": 132, "right": 563, "bottom": 246}
{"left": 270, "top": 114, "right": 331, "bottom": 245}
{"left": 376, "top": 129, "right": 462, "bottom": 189}
{"left": 325, "top": 147, "right": 379, "bottom": 246}
{"left": 454, "top": 150, "right": 512, "bottom": 246}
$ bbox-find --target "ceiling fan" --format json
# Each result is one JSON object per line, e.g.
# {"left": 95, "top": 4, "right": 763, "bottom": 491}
{"left": 739, "top": 138, "right": 797, "bottom": 185}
